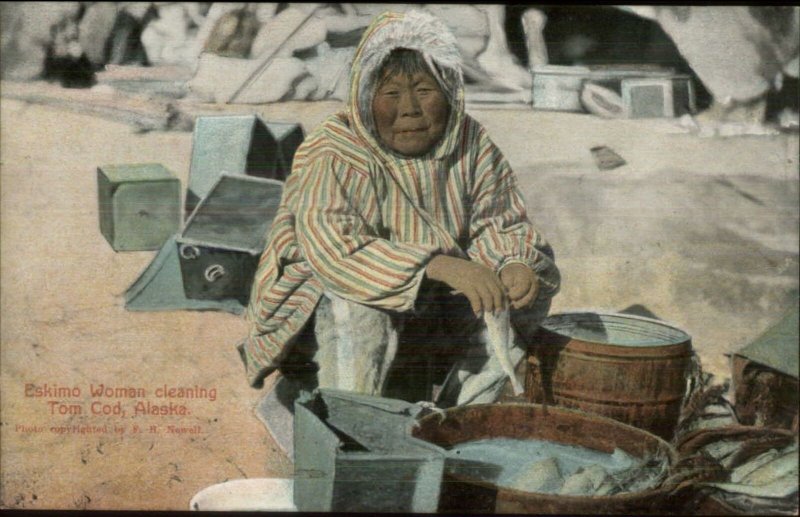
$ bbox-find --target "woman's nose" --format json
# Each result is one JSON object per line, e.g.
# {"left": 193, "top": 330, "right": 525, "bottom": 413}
{"left": 398, "top": 91, "right": 422, "bottom": 116}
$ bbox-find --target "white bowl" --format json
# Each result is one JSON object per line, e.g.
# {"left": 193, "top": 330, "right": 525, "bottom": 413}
{"left": 189, "top": 478, "right": 296, "bottom": 511}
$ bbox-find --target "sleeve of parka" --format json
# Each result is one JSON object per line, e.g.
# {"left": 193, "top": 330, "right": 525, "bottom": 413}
{"left": 466, "top": 129, "right": 561, "bottom": 296}
{"left": 293, "top": 152, "right": 441, "bottom": 310}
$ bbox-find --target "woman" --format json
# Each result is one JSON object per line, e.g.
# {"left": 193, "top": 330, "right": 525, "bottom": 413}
{"left": 238, "top": 10, "right": 560, "bottom": 406}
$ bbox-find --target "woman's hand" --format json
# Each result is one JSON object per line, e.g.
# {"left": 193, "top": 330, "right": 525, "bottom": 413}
{"left": 426, "top": 255, "right": 507, "bottom": 317}
{"left": 499, "top": 263, "right": 539, "bottom": 309}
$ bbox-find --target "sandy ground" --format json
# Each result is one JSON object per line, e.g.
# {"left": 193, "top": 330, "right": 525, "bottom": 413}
{"left": 0, "top": 94, "right": 797, "bottom": 510}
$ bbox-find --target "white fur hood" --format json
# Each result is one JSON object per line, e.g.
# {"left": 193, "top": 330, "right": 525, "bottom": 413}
{"left": 346, "top": 10, "right": 467, "bottom": 161}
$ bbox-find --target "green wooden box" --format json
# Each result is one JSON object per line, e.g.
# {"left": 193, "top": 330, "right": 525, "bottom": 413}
{"left": 185, "top": 115, "right": 303, "bottom": 216}
{"left": 97, "top": 163, "right": 181, "bottom": 251}
{"left": 294, "top": 389, "right": 445, "bottom": 513}
{"left": 177, "top": 173, "right": 282, "bottom": 304}
{"left": 621, "top": 76, "right": 696, "bottom": 118}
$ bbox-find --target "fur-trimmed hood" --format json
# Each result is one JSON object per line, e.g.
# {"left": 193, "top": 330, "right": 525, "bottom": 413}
{"left": 347, "top": 10, "right": 466, "bottom": 161}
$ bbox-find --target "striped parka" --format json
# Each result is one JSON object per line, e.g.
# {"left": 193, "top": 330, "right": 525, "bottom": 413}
{"left": 239, "top": 10, "right": 560, "bottom": 387}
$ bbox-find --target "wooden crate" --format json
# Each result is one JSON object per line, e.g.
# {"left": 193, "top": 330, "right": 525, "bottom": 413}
{"left": 731, "top": 307, "right": 799, "bottom": 430}
{"left": 97, "top": 163, "right": 180, "bottom": 251}
{"left": 293, "top": 389, "right": 445, "bottom": 512}
{"left": 621, "top": 76, "right": 696, "bottom": 118}
{"left": 177, "top": 173, "right": 282, "bottom": 303}
{"left": 186, "top": 115, "right": 303, "bottom": 215}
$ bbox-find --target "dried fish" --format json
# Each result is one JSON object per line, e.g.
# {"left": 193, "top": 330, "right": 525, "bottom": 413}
{"left": 594, "top": 476, "right": 618, "bottom": 496}
{"left": 448, "top": 438, "right": 668, "bottom": 496}
{"left": 708, "top": 444, "right": 799, "bottom": 514}
{"left": 608, "top": 448, "right": 637, "bottom": 471}
{"left": 701, "top": 439, "right": 741, "bottom": 461}
{"left": 686, "top": 415, "right": 736, "bottom": 433}
{"left": 559, "top": 464, "right": 611, "bottom": 495}
{"left": 723, "top": 491, "right": 800, "bottom": 515}
{"left": 739, "top": 449, "right": 798, "bottom": 486}
{"left": 709, "top": 471, "right": 798, "bottom": 499}
{"left": 678, "top": 378, "right": 728, "bottom": 424}
{"left": 484, "top": 309, "right": 524, "bottom": 395}
{"left": 674, "top": 371, "right": 735, "bottom": 442}
{"left": 727, "top": 434, "right": 797, "bottom": 470}
{"left": 605, "top": 456, "right": 670, "bottom": 495}
{"left": 507, "top": 457, "right": 564, "bottom": 493}
{"left": 730, "top": 449, "right": 779, "bottom": 483}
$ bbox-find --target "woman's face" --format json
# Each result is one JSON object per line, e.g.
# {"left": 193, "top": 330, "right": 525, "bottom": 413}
{"left": 371, "top": 70, "right": 450, "bottom": 157}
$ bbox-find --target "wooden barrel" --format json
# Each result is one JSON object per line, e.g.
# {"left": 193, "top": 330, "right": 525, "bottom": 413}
{"left": 526, "top": 312, "right": 693, "bottom": 441}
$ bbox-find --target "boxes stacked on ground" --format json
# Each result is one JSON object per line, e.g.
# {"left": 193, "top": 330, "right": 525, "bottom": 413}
{"left": 185, "top": 115, "right": 303, "bottom": 216}
{"left": 531, "top": 64, "right": 696, "bottom": 118}
{"left": 176, "top": 174, "right": 283, "bottom": 304}
{"left": 621, "top": 76, "right": 695, "bottom": 118}
{"left": 97, "top": 163, "right": 181, "bottom": 251}
{"left": 120, "top": 114, "right": 302, "bottom": 312}
{"left": 293, "top": 389, "right": 445, "bottom": 513}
